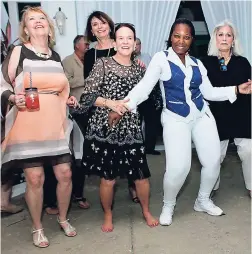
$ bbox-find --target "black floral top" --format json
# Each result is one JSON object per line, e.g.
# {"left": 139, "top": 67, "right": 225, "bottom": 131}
{"left": 80, "top": 57, "right": 145, "bottom": 146}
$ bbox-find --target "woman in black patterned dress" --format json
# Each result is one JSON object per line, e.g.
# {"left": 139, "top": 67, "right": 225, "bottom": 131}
{"left": 79, "top": 23, "right": 159, "bottom": 232}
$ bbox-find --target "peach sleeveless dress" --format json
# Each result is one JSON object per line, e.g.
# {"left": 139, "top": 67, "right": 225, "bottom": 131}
{"left": 1, "top": 44, "right": 72, "bottom": 178}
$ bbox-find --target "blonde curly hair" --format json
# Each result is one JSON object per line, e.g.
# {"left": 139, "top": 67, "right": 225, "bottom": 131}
{"left": 19, "top": 6, "right": 56, "bottom": 47}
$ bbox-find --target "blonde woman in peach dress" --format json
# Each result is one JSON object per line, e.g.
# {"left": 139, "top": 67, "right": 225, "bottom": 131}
{"left": 1, "top": 7, "right": 78, "bottom": 248}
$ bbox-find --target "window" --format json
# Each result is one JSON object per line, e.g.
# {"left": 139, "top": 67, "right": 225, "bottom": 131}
{"left": 18, "top": 2, "right": 41, "bottom": 21}
{"left": 176, "top": 1, "right": 210, "bottom": 58}
{"left": 3, "top": 2, "right": 9, "bottom": 15}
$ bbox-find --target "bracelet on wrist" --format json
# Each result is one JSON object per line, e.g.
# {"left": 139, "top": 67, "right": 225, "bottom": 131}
{"left": 103, "top": 98, "right": 107, "bottom": 107}
{"left": 236, "top": 85, "right": 240, "bottom": 94}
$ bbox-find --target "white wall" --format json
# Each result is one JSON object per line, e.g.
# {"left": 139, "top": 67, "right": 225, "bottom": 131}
{"left": 41, "top": 1, "right": 77, "bottom": 59}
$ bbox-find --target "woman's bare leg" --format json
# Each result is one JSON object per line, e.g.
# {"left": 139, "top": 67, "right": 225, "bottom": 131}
{"left": 134, "top": 179, "right": 159, "bottom": 227}
{"left": 100, "top": 178, "right": 115, "bottom": 232}
{"left": 24, "top": 167, "right": 48, "bottom": 247}
{"left": 53, "top": 163, "right": 72, "bottom": 222}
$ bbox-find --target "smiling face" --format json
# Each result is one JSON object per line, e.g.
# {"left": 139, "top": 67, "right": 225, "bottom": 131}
{"left": 216, "top": 25, "right": 234, "bottom": 53}
{"left": 91, "top": 16, "right": 110, "bottom": 40}
{"left": 24, "top": 11, "right": 50, "bottom": 38}
{"left": 171, "top": 23, "right": 193, "bottom": 56}
{"left": 114, "top": 26, "right": 136, "bottom": 57}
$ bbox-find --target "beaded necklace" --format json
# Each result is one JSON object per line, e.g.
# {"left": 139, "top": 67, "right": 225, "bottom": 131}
{"left": 94, "top": 46, "right": 111, "bottom": 62}
{"left": 31, "top": 46, "right": 52, "bottom": 59}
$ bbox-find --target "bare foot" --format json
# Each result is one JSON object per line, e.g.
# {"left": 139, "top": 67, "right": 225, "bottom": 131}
{"left": 78, "top": 200, "right": 91, "bottom": 209}
{"left": 101, "top": 212, "right": 114, "bottom": 232}
{"left": 1, "top": 204, "right": 24, "bottom": 214}
{"left": 143, "top": 212, "right": 159, "bottom": 227}
{"left": 73, "top": 197, "right": 91, "bottom": 209}
{"left": 45, "top": 207, "right": 59, "bottom": 215}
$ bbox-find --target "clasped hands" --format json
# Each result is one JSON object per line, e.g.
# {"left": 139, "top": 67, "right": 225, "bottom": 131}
{"left": 107, "top": 98, "right": 130, "bottom": 127}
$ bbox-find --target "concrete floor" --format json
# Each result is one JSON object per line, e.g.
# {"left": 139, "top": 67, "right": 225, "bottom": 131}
{"left": 1, "top": 150, "right": 251, "bottom": 254}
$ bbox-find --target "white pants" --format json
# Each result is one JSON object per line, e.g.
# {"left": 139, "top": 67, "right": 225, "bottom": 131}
{"left": 214, "top": 138, "right": 251, "bottom": 190}
{"left": 162, "top": 110, "right": 221, "bottom": 205}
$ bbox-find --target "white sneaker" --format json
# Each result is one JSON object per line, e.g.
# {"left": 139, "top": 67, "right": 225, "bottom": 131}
{"left": 159, "top": 204, "right": 175, "bottom": 226}
{"left": 194, "top": 198, "right": 224, "bottom": 216}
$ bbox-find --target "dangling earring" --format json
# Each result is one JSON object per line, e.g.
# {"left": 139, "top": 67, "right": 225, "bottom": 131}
{"left": 232, "top": 42, "right": 234, "bottom": 48}
{"left": 114, "top": 47, "right": 117, "bottom": 51}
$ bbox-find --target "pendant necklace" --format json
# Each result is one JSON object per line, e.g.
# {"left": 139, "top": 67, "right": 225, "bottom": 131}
{"left": 31, "top": 46, "right": 52, "bottom": 59}
{"left": 94, "top": 40, "right": 112, "bottom": 62}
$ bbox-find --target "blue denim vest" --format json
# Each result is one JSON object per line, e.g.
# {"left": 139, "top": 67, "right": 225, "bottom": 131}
{"left": 163, "top": 51, "right": 204, "bottom": 117}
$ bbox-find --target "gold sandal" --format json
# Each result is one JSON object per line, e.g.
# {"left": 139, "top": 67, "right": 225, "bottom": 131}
{"left": 57, "top": 217, "right": 77, "bottom": 237}
{"left": 31, "top": 228, "right": 49, "bottom": 248}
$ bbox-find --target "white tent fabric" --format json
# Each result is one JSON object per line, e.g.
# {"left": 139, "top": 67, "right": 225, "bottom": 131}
{"left": 201, "top": 0, "right": 252, "bottom": 63}
{"left": 75, "top": 1, "right": 181, "bottom": 56}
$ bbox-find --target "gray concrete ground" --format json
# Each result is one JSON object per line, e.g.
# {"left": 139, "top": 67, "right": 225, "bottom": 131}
{"left": 1, "top": 150, "right": 251, "bottom": 254}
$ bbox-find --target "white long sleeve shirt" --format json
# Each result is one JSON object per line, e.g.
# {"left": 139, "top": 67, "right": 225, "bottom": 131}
{"left": 126, "top": 47, "right": 236, "bottom": 123}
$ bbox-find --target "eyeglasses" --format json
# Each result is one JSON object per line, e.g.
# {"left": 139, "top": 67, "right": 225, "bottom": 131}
{"left": 219, "top": 57, "right": 227, "bottom": 71}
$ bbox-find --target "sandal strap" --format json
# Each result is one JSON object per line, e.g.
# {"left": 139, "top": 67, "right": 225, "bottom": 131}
{"left": 73, "top": 197, "right": 87, "bottom": 202}
{"left": 32, "top": 228, "right": 44, "bottom": 234}
{"left": 32, "top": 228, "right": 49, "bottom": 246}
{"left": 57, "top": 217, "right": 76, "bottom": 236}
{"left": 57, "top": 218, "right": 69, "bottom": 224}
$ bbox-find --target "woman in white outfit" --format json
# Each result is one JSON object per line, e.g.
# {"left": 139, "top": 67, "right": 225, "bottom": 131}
{"left": 109, "top": 18, "right": 252, "bottom": 226}
{"left": 201, "top": 20, "right": 251, "bottom": 197}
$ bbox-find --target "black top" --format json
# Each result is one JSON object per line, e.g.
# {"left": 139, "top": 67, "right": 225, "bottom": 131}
{"left": 201, "top": 55, "right": 251, "bottom": 141}
{"left": 84, "top": 47, "right": 116, "bottom": 79}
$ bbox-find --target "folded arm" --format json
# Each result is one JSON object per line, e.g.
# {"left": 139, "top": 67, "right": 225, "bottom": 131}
{"left": 198, "top": 60, "right": 237, "bottom": 103}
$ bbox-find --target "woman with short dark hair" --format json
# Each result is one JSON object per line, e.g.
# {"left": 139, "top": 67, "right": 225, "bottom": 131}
{"left": 79, "top": 23, "right": 159, "bottom": 232}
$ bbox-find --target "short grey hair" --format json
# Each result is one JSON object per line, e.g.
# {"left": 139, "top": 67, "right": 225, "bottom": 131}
{"left": 208, "top": 20, "right": 243, "bottom": 56}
